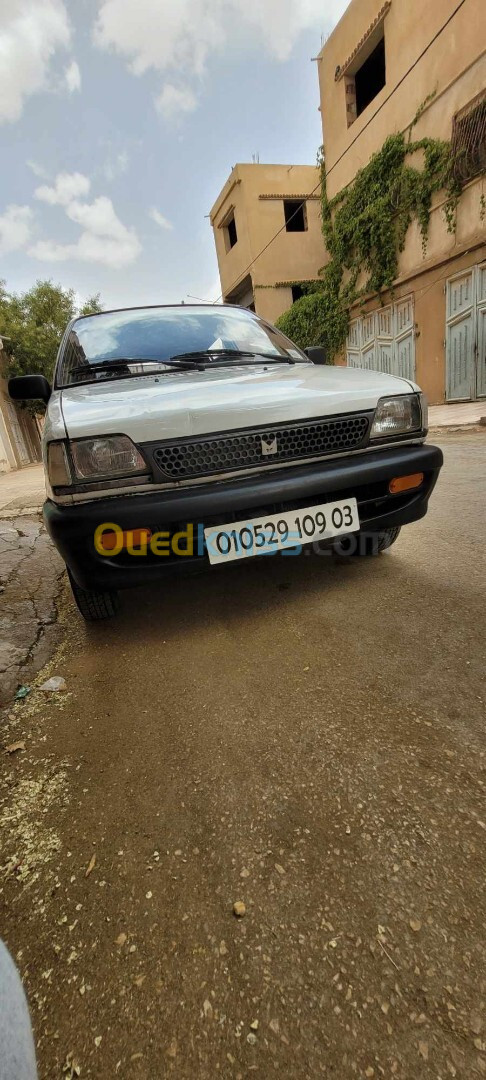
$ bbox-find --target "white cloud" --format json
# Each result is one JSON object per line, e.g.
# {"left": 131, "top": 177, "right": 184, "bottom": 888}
{"left": 0, "top": 0, "right": 71, "bottom": 123}
{"left": 93, "top": 0, "right": 223, "bottom": 79}
{"left": 29, "top": 180, "right": 141, "bottom": 269}
{"left": 150, "top": 208, "right": 173, "bottom": 231}
{"left": 64, "top": 58, "right": 81, "bottom": 93}
{"left": 35, "top": 171, "right": 91, "bottom": 206}
{"left": 155, "top": 83, "right": 197, "bottom": 120}
{"left": 93, "top": 0, "right": 350, "bottom": 115}
{"left": 66, "top": 195, "right": 131, "bottom": 240}
{"left": 238, "top": 0, "right": 350, "bottom": 61}
{"left": 0, "top": 205, "right": 33, "bottom": 254}
{"left": 27, "top": 238, "right": 70, "bottom": 262}
{"left": 27, "top": 159, "right": 48, "bottom": 179}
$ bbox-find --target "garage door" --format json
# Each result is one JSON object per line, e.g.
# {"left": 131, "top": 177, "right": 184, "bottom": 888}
{"left": 446, "top": 262, "right": 486, "bottom": 400}
{"left": 347, "top": 296, "right": 415, "bottom": 381}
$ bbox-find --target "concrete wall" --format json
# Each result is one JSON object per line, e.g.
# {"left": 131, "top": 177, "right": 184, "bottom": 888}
{"left": 318, "top": 0, "right": 486, "bottom": 402}
{"left": 0, "top": 407, "right": 15, "bottom": 473}
{"left": 253, "top": 286, "right": 295, "bottom": 324}
{"left": 318, "top": 0, "right": 485, "bottom": 199}
{"left": 210, "top": 163, "right": 326, "bottom": 321}
{"left": 211, "top": 171, "right": 253, "bottom": 303}
{"left": 0, "top": 363, "right": 42, "bottom": 472}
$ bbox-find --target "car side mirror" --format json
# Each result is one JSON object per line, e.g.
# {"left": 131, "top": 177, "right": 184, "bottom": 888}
{"left": 8, "top": 375, "right": 51, "bottom": 403}
{"left": 305, "top": 346, "right": 328, "bottom": 365}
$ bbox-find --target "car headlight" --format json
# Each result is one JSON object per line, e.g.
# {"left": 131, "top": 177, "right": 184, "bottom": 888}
{"left": 70, "top": 435, "right": 147, "bottom": 480}
{"left": 47, "top": 435, "right": 148, "bottom": 487}
{"left": 370, "top": 394, "right": 424, "bottom": 439}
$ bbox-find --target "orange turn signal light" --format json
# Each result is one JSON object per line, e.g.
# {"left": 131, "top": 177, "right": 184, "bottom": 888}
{"left": 100, "top": 528, "right": 152, "bottom": 551}
{"left": 389, "top": 473, "right": 424, "bottom": 494}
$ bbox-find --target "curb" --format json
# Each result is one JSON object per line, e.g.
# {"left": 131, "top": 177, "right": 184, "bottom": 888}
{"left": 428, "top": 423, "right": 486, "bottom": 434}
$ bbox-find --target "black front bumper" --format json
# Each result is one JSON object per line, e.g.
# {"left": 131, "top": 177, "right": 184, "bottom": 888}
{"left": 44, "top": 442, "right": 443, "bottom": 591}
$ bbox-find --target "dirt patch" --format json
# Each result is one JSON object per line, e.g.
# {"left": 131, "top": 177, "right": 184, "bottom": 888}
{"left": 1, "top": 437, "right": 485, "bottom": 1078}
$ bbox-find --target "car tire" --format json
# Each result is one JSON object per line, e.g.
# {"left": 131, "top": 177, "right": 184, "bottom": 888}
{"left": 334, "top": 525, "right": 402, "bottom": 557}
{"left": 68, "top": 570, "right": 119, "bottom": 620}
{"left": 372, "top": 525, "right": 402, "bottom": 552}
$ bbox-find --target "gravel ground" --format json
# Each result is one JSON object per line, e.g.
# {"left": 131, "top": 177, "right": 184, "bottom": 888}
{"left": 0, "top": 432, "right": 485, "bottom": 1079}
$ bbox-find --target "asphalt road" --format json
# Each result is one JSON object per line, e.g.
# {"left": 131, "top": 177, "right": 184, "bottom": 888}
{"left": 1, "top": 432, "right": 485, "bottom": 1080}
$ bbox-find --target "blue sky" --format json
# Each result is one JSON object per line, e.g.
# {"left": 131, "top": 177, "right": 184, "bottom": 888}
{"left": 1, "top": 1, "right": 349, "bottom": 310}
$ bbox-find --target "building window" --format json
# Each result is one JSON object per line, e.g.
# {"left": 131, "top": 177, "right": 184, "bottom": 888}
{"left": 224, "top": 273, "right": 254, "bottom": 310}
{"left": 335, "top": 5, "right": 390, "bottom": 127}
{"left": 355, "top": 35, "right": 385, "bottom": 117}
{"left": 291, "top": 285, "right": 305, "bottom": 303}
{"left": 284, "top": 200, "right": 307, "bottom": 232}
{"left": 451, "top": 91, "right": 486, "bottom": 184}
{"left": 224, "top": 212, "right": 238, "bottom": 251}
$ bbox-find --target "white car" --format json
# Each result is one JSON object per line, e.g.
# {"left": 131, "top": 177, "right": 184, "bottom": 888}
{"left": 9, "top": 304, "right": 443, "bottom": 620}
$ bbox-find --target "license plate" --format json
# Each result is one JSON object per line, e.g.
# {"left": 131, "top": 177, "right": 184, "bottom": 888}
{"left": 204, "top": 497, "right": 359, "bottom": 565}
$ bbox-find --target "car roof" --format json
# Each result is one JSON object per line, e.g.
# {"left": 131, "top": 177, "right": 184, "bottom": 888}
{"left": 73, "top": 303, "right": 258, "bottom": 321}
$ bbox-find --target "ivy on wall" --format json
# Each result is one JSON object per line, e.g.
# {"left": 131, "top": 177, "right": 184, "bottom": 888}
{"left": 275, "top": 114, "right": 464, "bottom": 360}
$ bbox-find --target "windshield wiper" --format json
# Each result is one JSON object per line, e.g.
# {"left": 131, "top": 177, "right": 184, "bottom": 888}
{"left": 170, "top": 348, "right": 295, "bottom": 365}
{"left": 70, "top": 349, "right": 296, "bottom": 382}
{"left": 71, "top": 356, "right": 205, "bottom": 375}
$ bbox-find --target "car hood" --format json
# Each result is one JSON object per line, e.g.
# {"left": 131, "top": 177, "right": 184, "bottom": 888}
{"left": 58, "top": 362, "right": 416, "bottom": 443}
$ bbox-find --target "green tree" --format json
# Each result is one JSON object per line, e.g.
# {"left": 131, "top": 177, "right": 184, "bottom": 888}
{"left": 0, "top": 280, "right": 103, "bottom": 393}
{"left": 78, "top": 294, "right": 103, "bottom": 318}
{"left": 275, "top": 264, "right": 348, "bottom": 361}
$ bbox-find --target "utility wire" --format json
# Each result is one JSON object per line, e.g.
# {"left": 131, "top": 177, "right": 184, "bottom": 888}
{"left": 212, "top": 0, "right": 469, "bottom": 303}
{"left": 322, "top": 0, "right": 468, "bottom": 185}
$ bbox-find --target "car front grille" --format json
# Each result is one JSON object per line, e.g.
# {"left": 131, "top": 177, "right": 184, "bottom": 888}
{"left": 151, "top": 413, "right": 370, "bottom": 481}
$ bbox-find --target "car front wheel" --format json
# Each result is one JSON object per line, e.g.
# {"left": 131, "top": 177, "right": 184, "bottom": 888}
{"left": 68, "top": 570, "right": 119, "bottom": 620}
{"left": 334, "top": 525, "right": 402, "bottom": 557}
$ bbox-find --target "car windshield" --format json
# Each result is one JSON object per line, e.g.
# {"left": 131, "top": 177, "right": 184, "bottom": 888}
{"left": 56, "top": 305, "right": 307, "bottom": 387}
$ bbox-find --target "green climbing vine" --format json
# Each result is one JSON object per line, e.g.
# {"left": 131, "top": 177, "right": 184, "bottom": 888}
{"left": 276, "top": 113, "right": 464, "bottom": 360}
{"left": 480, "top": 192, "right": 486, "bottom": 223}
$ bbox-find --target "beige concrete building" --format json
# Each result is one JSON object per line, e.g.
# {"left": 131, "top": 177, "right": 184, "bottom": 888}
{"left": 0, "top": 347, "right": 41, "bottom": 473}
{"left": 317, "top": 0, "right": 486, "bottom": 403}
{"left": 209, "top": 163, "right": 326, "bottom": 324}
